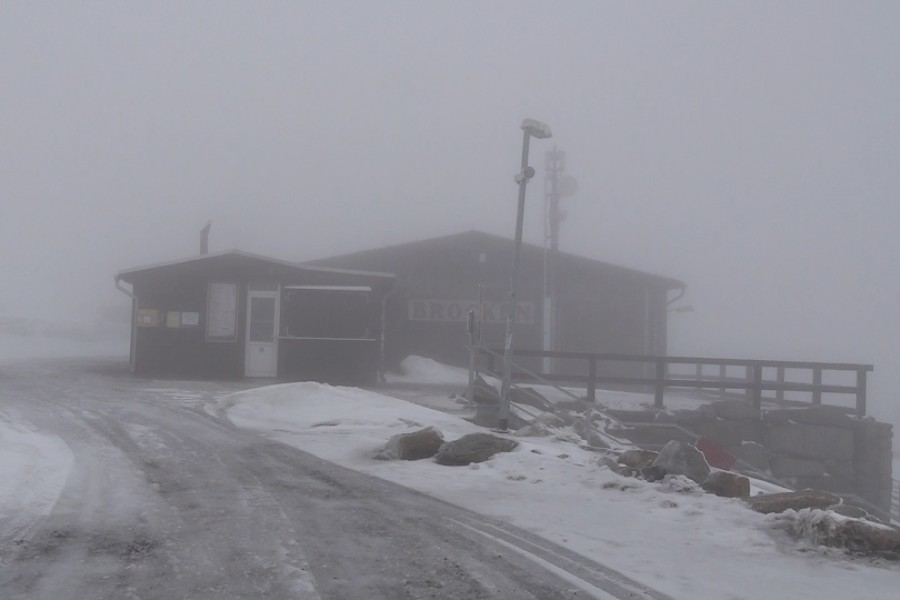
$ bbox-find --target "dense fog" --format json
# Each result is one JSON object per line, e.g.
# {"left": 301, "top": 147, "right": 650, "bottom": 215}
{"left": 2, "top": 2, "right": 898, "bottom": 428}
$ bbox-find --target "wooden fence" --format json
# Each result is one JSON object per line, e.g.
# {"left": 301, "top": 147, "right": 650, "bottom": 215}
{"left": 476, "top": 347, "right": 873, "bottom": 416}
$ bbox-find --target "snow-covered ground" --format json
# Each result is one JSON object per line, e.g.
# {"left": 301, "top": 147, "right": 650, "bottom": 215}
{"left": 1, "top": 346, "right": 897, "bottom": 598}
{"left": 0, "top": 412, "right": 74, "bottom": 540}
{"left": 226, "top": 357, "right": 899, "bottom": 600}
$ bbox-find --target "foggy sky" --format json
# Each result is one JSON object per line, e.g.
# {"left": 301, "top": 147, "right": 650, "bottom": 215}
{"left": 2, "top": 2, "right": 899, "bottom": 424}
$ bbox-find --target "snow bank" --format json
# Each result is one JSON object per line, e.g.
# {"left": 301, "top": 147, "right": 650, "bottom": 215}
{"left": 384, "top": 355, "right": 471, "bottom": 385}
{"left": 225, "top": 382, "right": 899, "bottom": 599}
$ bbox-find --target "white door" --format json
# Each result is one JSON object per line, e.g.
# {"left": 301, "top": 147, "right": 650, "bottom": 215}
{"left": 245, "top": 291, "right": 278, "bottom": 377}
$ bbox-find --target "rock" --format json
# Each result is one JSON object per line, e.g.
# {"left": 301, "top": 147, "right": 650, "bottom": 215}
{"left": 650, "top": 440, "right": 711, "bottom": 484}
{"left": 830, "top": 504, "right": 871, "bottom": 520}
{"left": 745, "top": 489, "right": 842, "bottom": 514}
{"left": 640, "top": 465, "right": 667, "bottom": 482}
{"left": 599, "top": 456, "right": 631, "bottom": 476}
{"left": 710, "top": 399, "right": 760, "bottom": 421}
{"left": 572, "top": 419, "right": 611, "bottom": 449}
{"left": 780, "top": 511, "right": 900, "bottom": 558}
{"left": 473, "top": 403, "right": 500, "bottom": 428}
{"left": 769, "top": 456, "right": 826, "bottom": 478}
{"left": 554, "top": 410, "right": 580, "bottom": 427}
{"left": 731, "top": 441, "right": 772, "bottom": 470}
{"left": 617, "top": 449, "right": 658, "bottom": 469}
{"left": 514, "top": 422, "right": 551, "bottom": 437}
{"left": 434, "top": 433, "right": 518, "bottom": 466}
{"left": 702, "top": 471, "right": 750, "bottom": 498}
{"left": 827, "top": 519, "right": 900, "bottom": 557}
{"left": 765, "top": 423, "right": 854, "bottom": 461}
{"left": 377, "top": 427, "right": 444, "bottom": 460}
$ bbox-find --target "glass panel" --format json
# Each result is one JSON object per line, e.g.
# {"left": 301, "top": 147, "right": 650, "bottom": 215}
{"left": 249, "top": 297, "right": 276, "bottom": 342}
{"left": 281, "top": 289, "right": 370, "bottom": 339}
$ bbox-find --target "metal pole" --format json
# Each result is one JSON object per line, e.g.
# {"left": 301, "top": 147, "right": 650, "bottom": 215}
{"left": 498, "top": 130, "right": 532, "bottom": 430}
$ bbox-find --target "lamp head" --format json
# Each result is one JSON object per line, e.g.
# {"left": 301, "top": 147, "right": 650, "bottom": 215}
{"left": 521, "top": 118, "right": 552, "bottom": 139}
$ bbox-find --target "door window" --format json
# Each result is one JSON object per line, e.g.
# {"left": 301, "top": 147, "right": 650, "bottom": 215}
{"left": 248, "top": 297, "right": 276, "bottom": 342}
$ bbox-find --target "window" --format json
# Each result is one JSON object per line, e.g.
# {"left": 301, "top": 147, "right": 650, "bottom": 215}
{"left": 281, "top": 286, "right": 372, "bottom": 340}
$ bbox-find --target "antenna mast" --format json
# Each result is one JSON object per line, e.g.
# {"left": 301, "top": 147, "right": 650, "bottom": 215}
{"left": 543, "top": 148, "right": 565, "bottom": 373}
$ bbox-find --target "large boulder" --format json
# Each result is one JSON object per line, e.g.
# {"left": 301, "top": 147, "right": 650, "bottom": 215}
{"left": 650, "top": 441, "right": 711, "bottom": 484}
{"left": 702, "top": 471, "right": 750, "bottom": 498}
{"left": 775, "top": 510, "right": 900, "bottom": 558}
{"left": 434, "top": 433, "right": 518, "bottom": 466}
{"left": 377, "top": 427, "right": 444, "bottom": 460}
{"left": 745, "top": 489, "right": 841, "bottom": 514}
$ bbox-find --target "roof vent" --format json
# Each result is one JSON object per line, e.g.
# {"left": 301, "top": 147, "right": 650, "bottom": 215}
{"left": 200, "top": 220, "right": 212, "bottom": 254}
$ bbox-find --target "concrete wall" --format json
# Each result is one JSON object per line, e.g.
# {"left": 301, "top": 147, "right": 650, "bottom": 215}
{"left": 652, "top": 402, "right": 894, "bottom": 513}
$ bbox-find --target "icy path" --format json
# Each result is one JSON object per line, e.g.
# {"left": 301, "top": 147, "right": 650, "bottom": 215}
{"left": 0, "top": 411, "right": 73, "bottom": 540}
{"left": 0, "top": 359, "right": 667, "bottom": 600}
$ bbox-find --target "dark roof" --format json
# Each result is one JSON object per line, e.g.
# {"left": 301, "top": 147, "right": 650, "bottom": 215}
{"left": 306, "top": 230, "right": 685, "bottom": 289}
{"left": 116, "top": 249, "right": 395, "bottom": 285}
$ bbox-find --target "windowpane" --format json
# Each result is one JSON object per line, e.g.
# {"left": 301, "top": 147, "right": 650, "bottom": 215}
{"left": 249, "top": 297, "right": 275, "bottom": 342}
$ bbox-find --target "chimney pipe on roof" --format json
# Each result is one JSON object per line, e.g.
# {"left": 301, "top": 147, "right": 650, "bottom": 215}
{"left": 200, "top": 220, "right": 212, "bottom": 254}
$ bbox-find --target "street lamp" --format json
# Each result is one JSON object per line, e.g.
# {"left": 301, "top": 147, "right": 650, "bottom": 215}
{"left": 498, "top": 118, "right": 552, "bottom": 431}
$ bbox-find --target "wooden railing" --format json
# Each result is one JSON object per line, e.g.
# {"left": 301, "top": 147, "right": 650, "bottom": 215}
{"left": 475, "top": 347, "right": 873, "bottom": 416}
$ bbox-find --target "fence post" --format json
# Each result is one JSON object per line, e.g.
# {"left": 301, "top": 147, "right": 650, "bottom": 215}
{"left": 467, "top": 345, "right": 476, "bottom": 405}
{"left": 751, "top": 364, "right": 762, "bottom": 411}
{"left": 745, "top": 365, "right": 753, "bottom": 401}
{"left": 776, "top": 366, "right": 785, "bottom": 404}
{"left": 587, "top": 357, "right": 596, "bottom": 403}
{"left": 812, "top": 368, "right": 822, "bottom": 406}
{"left": 719, "top": 364, "right": 726, "bottom": 399}
{"left": 654, "top": 359, "right": 665, "bottom": 409}
{"left": 856, "top": 367, "right": 867, "bottom": 417}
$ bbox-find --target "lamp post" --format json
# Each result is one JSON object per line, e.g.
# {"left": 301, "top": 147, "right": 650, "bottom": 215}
{"left": 498, "top": 118, "right": 552, "bottom": 431}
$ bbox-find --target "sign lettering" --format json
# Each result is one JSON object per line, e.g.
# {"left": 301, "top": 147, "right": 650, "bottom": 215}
{"left": 408, "top": 299, "right": 535, "bottom": 324}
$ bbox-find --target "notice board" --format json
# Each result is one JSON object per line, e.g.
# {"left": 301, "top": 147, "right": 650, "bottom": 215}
{"left": 207, "top": 282, "right": 238, "bottom": 341}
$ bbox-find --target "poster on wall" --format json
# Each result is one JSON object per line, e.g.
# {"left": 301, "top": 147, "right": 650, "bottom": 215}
{"left": 181, "top": 312, "right": 200, "bottom": 327}
{"left": 136, "top": 309, "right": 160, "bottom": 327}
{"left": 207, "top": 282, "right": 238, "bottom": 341}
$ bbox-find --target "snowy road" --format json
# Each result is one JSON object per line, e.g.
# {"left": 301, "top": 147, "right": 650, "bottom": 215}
{"left": 0, "top": 359, "right": 671, "bottom": 600}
